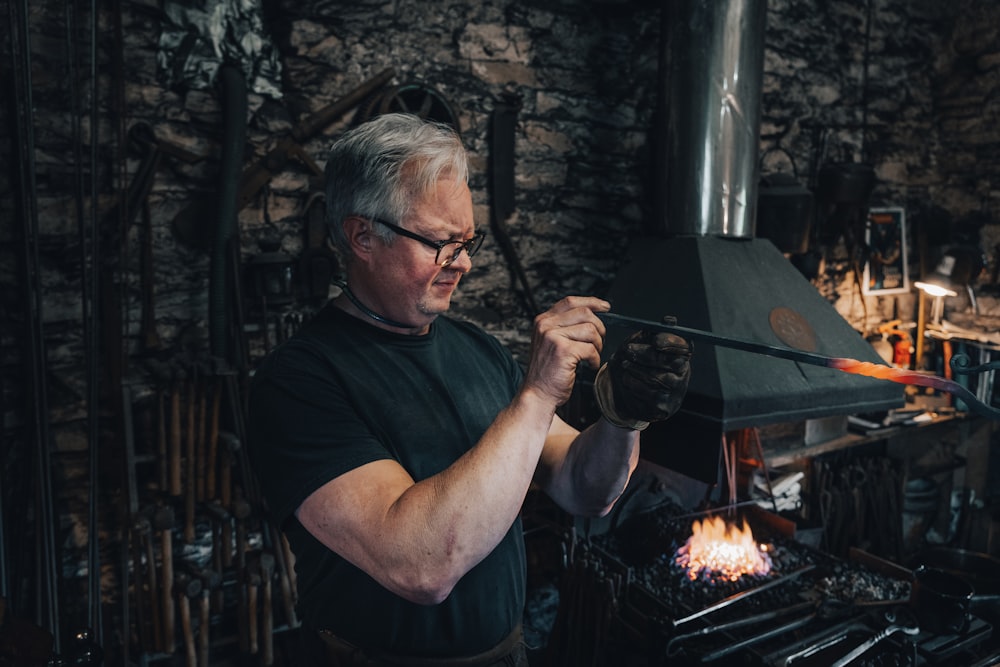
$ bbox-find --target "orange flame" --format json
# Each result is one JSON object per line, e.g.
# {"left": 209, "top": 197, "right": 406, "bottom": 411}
{"left": 675, "top": 516, "right": 772, "bottom": 582}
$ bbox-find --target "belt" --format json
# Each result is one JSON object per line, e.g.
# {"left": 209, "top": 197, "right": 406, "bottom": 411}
{"left": 316, "top": 624, "right": 526, "bottom": 667}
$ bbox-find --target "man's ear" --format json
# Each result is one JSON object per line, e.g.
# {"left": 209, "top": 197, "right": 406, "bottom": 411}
{"left": 343, "top": 215, "right": 376, "bottom": 261}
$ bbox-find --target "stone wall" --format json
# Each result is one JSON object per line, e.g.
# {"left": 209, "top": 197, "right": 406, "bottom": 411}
{"left": 2, "top": 0, "right": 1000, "bottom": 651}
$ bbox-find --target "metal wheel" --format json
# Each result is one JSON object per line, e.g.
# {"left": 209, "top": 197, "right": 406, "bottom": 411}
{"left": 359, "top": 82, "right": 459, "bottom": 132}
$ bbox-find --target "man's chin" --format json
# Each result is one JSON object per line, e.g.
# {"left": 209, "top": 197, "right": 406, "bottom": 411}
{"left": 418, "top": 295, "right": 453, "bottom": 319}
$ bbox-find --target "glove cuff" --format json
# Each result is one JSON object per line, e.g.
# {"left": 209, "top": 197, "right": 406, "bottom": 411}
{"left": 593, "top": 363, "right": 650, "bottom": 431}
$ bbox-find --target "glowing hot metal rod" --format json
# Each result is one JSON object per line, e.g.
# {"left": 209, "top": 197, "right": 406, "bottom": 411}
{"left": 598, "top": 312, "right": 1000, "bottom": 421}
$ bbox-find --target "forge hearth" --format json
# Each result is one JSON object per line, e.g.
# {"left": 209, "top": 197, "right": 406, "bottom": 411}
{"left": 593, "top": 503, "right": 909, "bottom": 618}
{"left": 545, "top": 502, "right": 997, "bottom": 666}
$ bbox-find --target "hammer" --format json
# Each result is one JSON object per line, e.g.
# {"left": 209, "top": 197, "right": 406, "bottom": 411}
{"left": 203, "top": 500, "right": 230, "bottom": 575}
{"left": 169, "top": 373, "right": 184, "bottom": 497}
{"left": 133, "top": 512, "right": 162, "bottom": 653}
{"left": 157, "top": 390, "right": 169, "bottom": 493}
{"left": 182, "top": 563, "right": 220, "bottom": 667}
{"left": 217, "top": 430, "right": 240, "bottom": 509}
{"left": 244, "top": 554, "right": 261, "bottom": 655}
{"left": 233, "top": 502, "right": 251, "bottom": 654}
{"left": 268, "top": 522, "right": 299, "bottom": 628}
{"left": 195, "top": 377, "right": 208, "bottom": 503}
{"left": 184, "top": 377, "right": 197, "bottom": 543}
{"left": 205, "top": 379, "right": 222, "bottom": 501}
{"left": 173, "top": 572, "right": 202, "bottom": 667}
{"left": 153, "top": 504, "right": 176, "bottom": 654}
{"left": 232, "top": 497, "right": 251, "bottom": 571}
{"left": 259, "top": 552, "right": 275, "bottom": 666}
{"left": 129, "top": 514, "right": 150, "bottom": 652}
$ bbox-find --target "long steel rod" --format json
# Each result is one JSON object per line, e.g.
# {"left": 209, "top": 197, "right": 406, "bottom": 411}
{"left": 86, "top": 0, "right": 104, "bottom": 644}
{"left": 671, "top": 564, "right": 815, "bottom": 627}
{"left": 10, "top": 0, "right": 61, "bottom": 648}
{"left": 599, "top": 312, "right": 1000, "bottom": 420}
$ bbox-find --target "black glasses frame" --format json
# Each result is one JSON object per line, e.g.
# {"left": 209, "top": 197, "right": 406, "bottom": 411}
{"left": 364, "top": 216, "right": 485, "bottom": 267}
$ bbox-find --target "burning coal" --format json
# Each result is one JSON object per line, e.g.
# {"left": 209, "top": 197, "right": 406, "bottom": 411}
{"left": 674, "top": 516, "right": 773, "bottom": 582}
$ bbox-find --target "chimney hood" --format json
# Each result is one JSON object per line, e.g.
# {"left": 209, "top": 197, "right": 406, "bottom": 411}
{"left": 604, "top": 0, "right": 904, "bottom": 479}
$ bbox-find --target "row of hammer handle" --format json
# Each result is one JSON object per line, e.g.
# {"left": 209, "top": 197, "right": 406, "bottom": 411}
{"left": 160, "top": 379, "right": 232, "bottom": 542}
{"left": 131, "top": 508, "right": 293, "bottom": 665}
{"left": 126, "top": 378, "right": 300, "bottom": 663}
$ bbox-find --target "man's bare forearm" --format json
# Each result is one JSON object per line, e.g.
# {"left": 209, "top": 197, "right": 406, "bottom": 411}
{"left": 541, "top": 417, "right": 640, "bottom": 517}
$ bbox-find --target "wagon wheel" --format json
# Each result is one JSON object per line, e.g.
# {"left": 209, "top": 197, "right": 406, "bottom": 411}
{"left": 358, "top": 82, "right": 460, "bottom": 132}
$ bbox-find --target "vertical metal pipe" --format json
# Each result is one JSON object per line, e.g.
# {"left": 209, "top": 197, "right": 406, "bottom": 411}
{"left": 662, "top": 0, "right": 767, "bottom": 239}
{"left": 9, "top": 0, "right": 61, "bottom": 651}
{"left": 86, "top": 0, "right": 104, "bottom": 646}
{"left": 209, "top": 64, "right": 248, "bottom": 362}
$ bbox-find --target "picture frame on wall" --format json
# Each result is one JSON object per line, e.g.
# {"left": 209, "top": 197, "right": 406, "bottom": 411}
{"left": 863, "top": 207, "right": 909, "bottom": 295}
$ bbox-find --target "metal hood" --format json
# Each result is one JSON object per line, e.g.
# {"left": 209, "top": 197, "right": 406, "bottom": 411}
{"left": 605, "top": 0, "right": 904, "bottom": 477}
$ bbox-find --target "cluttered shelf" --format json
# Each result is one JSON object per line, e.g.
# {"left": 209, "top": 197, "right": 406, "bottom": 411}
{"left": 762, "top": 409, "right": 966, "bottom": 468}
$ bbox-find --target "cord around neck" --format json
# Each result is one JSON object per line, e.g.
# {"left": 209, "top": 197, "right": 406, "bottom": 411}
{"left": 334, "top": 280, "right": 417, "bottom": 330}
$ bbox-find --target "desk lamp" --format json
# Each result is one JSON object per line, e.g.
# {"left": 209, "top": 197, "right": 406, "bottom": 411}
{"left": 913, "top": 248, "right": 984, "bottom": 366}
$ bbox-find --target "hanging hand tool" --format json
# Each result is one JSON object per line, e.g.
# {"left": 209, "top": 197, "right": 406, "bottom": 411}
{"left": 278, "top": 529, "right": 298, "bottom": 617}
{"left": 234, "top": 511, "right": 251, "bottom": 654}
{"left": 129, "top": 515, "right": 151, "bottom": 652}
{"left": 232, "top": 498, "right": 251, "bottom": 570}
{"left": 489, "top": 93, "right": 539, "bottom": 317}
{"left": 126, "top": 124, "right": 202, "bottom": 352}
{"left": 197, "top": 582, "right": 211, "bottom": 667}
{"left": 244, "top": 554, "right": 262, "bottom": 656}
{"left": 267, "top": 522, "right": 298, "bottom": 628}
{"left": 156, "top": 390, "right": 169, "bottom": 493}
{"left": 184, "top": 376, "right": 197, "bottom": 543}
{"left": 153, "top": 505, "right": 176, "bottom": 654}
{"left": 599, "top": 311, "right": 1000, "bottom": 420}
{"left": 259, "top": 553, "right": 275, "bottom": 666}
{"left": 195, "top": 376, "right": 208, "bottom": 503}
{"left": 173, "top": 572, "right": 201, "bottom": 667}
{"left": 218, "top": 430, "right": 240, "bottom": 509}
{"left": 204, "top": 501, "right": 230, "bottom": 573}
{"left": 205, "top": 379, "right": 222, "bottom": 501}
{"left": 169, "top": 372, "right": 183, "bottom": 497}
{"left": 134, "top": 511, "right": 162, "bottom": 654}
{"left": 180, "top": 563, "right": 219, "bottom": 667}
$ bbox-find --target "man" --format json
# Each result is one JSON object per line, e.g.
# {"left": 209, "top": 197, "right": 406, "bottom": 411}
{"left": 247, "top": 113, "right": 692, "bottom": 666}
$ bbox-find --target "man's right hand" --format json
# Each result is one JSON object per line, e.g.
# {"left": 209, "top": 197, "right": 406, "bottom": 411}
{"left": 521, "top": 296, "right": 611, "bottom": 408}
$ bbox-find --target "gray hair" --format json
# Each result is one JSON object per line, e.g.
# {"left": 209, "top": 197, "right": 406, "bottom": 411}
{"left": 324, "top": 113, "right": 469, "bottom": 259}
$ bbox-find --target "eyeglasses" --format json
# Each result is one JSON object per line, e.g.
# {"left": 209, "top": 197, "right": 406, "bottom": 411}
{"left": 365, "top": 216, "right": 485, "bottom": 267}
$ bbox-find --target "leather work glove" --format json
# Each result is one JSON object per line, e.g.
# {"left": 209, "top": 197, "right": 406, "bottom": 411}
{"left": 593, "top": 316, "right": 692, "bottom": 431}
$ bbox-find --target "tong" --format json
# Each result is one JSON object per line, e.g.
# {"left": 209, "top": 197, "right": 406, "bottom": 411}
{"left": 828, "top": 610, "right": 919, "bottom": 667}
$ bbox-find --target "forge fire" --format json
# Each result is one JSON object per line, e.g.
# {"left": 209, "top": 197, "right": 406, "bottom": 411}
{"left": 674, "top": 516, "right": 773, "bottom": 582}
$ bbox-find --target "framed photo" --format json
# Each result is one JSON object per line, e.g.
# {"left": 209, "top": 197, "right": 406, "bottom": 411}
{"left": 863, "top": 207, "right": 909, "bottom": 295}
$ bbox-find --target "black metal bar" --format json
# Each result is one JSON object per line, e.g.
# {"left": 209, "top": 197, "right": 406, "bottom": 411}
{"left": 599, "top": 311, "right": 1000, "bottom": 420}
{"left": 699, "top": 613, "right": 817, "bottom": 662}
{"left": 86, "top": 0, "right": 103, "bottom": 645}
{"left": 671, "top": 565, "right": 816, "bottom": 627}
{"left": 600, "top": 312, "right": 837, "bottom": 366}
{"left": 9, "top": 0, "right": 60, "bottom": 649}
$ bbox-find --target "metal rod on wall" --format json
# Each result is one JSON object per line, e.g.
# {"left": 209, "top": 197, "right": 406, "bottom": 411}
{"left": 9, "top": 0, "right": 61, "bottom": 650}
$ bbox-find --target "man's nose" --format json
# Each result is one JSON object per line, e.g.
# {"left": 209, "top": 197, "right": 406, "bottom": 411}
{"left": 448, "top": 246, "right": 474, "bottom": 272}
